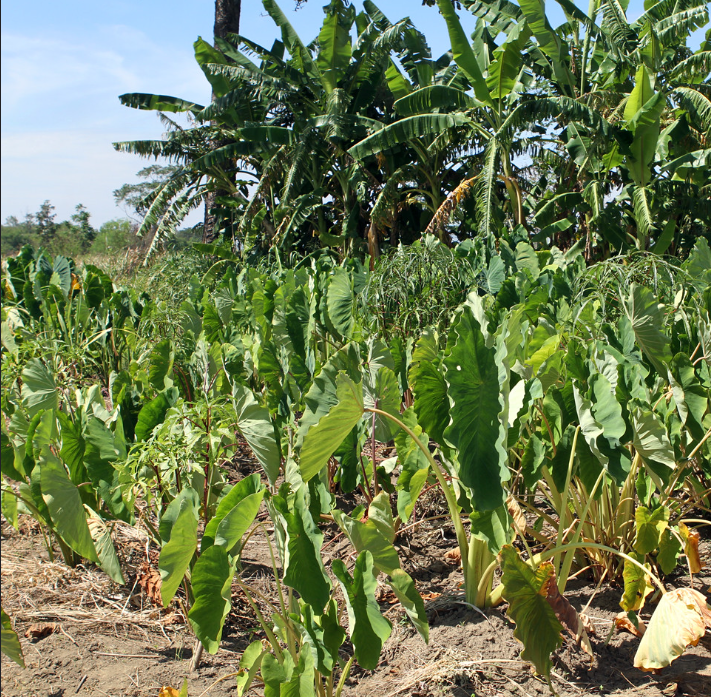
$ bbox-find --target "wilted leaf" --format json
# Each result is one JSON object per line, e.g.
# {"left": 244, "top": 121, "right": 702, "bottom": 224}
{"left": 615, "top": 612, "right": 646, "bottom": 638}
{"left": 543, "top": 572, "right": 593, "bottom": 658}
{"left": 159, "top": 680, "right": 188, "bottom": 697}
{"left": 25, "top": 623, "right": 58, "bottom": 641}
{"left": 679, "top": 523, "right": 705, "bottom": 574}
{"left": 499, "top": 545, "right": 563, "bottom": 677}
{"left": 620, "top": 553, "right": 654, "bottom": 612}
{"left": 634, "top": 506, "right": 669, "bottom": 556}
{"left": 634, "top": 588, "right": 711, "bottom": 672}
{"left": 137, "top": 561, "right": 163, "bottom": 606}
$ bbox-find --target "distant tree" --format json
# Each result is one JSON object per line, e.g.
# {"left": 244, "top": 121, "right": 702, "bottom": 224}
{"left": 114, "top": 165, "right": 180, "bottom": 220}
{"left": 35, "top": 201, "right": 57, "bottom": 243}
{"left": 71, "top": 204, "right": 97, "bottom": 245}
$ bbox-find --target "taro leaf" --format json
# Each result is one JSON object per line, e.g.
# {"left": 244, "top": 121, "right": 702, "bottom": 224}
{"left": 21, "top": 359, "right": 58, "bottom": 417}
{"left": 499, "top": 546, "right": 563, "bottom": 678}
{"left": 261, "top": 651, "right": 294, "bottom": 696}
{"left": 235, "top": 640, "right": 266, "bottom": 697}
{"left": 395, "top": 408, "right": 430, "bottom": 522}
{"left": 623, "top": 284, "right": 672, "bottom": 376}
{"left": 148, "top": 339, "right": 174, "bottom": 391}
{"left": 202, "top": 473, "right": 262, "bottom": 551}
{"left": 233, "top": 385, "right": 281, "bottom": 485}
{"left": 299, "top": 601, "right": 342, "bottom": 675}
{"left": 300, "top": 373, "right": 363, "bottom": 483}
{"left": 1, "top": 608, "right": 24, "bottom": 668}
{"left": 333, "top": 508, "right": 400, "bottom": 576}
{"left": 634, "top": 506, "right": 669, "bottom": 555}
{"left": 159, "top": 487, "right": 199, "bottom": 544}
{"left": 56, "top": 412, "right": 85, "bottom": 484}
{"left": 297, "top": 342, "right": 361, "bottom": 447}
{"left": 632, "top": 407, "right": 675, "bottom": 472}
{"left": 1, "top": 486, "right": 18, "bottom": 529}
{"left": 634, "top": 588, "right": 711, "bottom": 672}
{"left": 387, "top": 568, "right": 429, "bottom": 643}
{"left": 87, "top": 514, "right": 125, "bottom": 584}
{"left": 363, "top": 366, "right": 400, "bottom": 442}
{"left": 326, "top": 268, "right": 355, "bottom": 340}
{"left": 409, "top": 331, "right": 448, "bottom": 444}
{"left": 188, "top": 545, "right": 234, "bottom": 654}
{"left": 521, "top": 433, "right": 546, "bottom": 489}
{"left": 1, "top": 430, "right": 25, "bottom": 482}
{"left": 620, "top": 552, "right": 654, "bottom": 612}
{"left": 332, "top": 550, "right": 392, "bottom": 670}
{"left": 39, "top": 446, "right": 99, "bottom": 563}
{"left": 679, "top": 522, "right": 705, "bottom": 574}
{"left": 135, "top": 387, "right": 178, "bottom": 442}
{"left": 159, "top": 498, "right": 198, "bottom": 606}
{"left": 214, "top": 490, "right": 267, "bottom": 553}
{"left": 589, "top": 374, "right": 626, "bottom": 441}
{"left": 470, "top": 504, "right": 514, "bottom": 555}
{"left": 444, "top": 307, "right": 508, "bottom": 510}
{"left": 272, "top": 488, "right": 331, "bottom": 612}
{"left": 84, "top": 416, "right": 127, "bottom": 520}
{"left": 657, "top": 528, "right": 682, "bottom": 575}
{"left": 543, "top": 568, "right": 593, "bottom": 658}
{"left": 51, "top": 255, "right": 72, "bottom": 296}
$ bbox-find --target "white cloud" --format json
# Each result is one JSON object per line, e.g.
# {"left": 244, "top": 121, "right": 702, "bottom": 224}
{"left": 1, "top": 26, "right": 209, "bottom": 227}
{"left": 0, "top": 129, "right": 202, "bottom": 227}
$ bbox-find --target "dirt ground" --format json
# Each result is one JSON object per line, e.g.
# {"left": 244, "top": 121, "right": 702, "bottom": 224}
{"left": 2, "top": 496, "right": 710, "bottom": 697}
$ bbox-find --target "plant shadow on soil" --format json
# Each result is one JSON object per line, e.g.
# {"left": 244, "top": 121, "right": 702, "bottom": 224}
{"left": 2, "top": 482, "right": 710, "bottom": 697}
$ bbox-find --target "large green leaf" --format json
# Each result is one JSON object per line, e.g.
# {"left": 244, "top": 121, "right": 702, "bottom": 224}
{"left": 261, "top": 0, "right": 314, "bottom": 75}
{"left": 39, "top": 447, "right": 99, "bottom": 563}
{"left": 202, "top": 473, "right": 263, "bottom": 551}
{"left": 623, "top": 284, "right": 672, "bottom": 376}
{"left": 272, "top": 488, "right": 331, "bottom": 612}
{"left": 486, "top": 23, "right": 531, "bottom": 100}
{"left": 444, "top": 308, "right": 509, "bottom": 510}
{"left": 499, "top": 546, "right": 563, "bottom": 678}
{"left": 188, "top": 545, "right": 234, "bottom": 654}
{"left": 348, "top": 113, "right": 470, "bottom": 160}
{"left": 326, "top": 269, "right": 355, "bottom": 340}
{"left": 300, "top": 373, "right": 364, "bottom": 483}
{"left": 518, "top": 0, "right": 576, "bottom": 94}
{"left": 83, "top": 416, "right": 127, "bottom": 519}
{"left": 332, "top": 551, "right": 392, "bottom": 670}
{"left": 215, "top": 490, "right": 267, "bottom": 553}
{"left": 87, "top": 515, "right": 125, "bottom": 584}
{"left": 21, "top": 359, "right": 58, "bottom": 417}
{"left": 409, "top": 331, "right": 448, "bottom": 444}
{"left": 435, "top": 0, "right": 492, "bottom": 105}
{"left": 632, "top": 407, "right": 676, "bottom": 471}
{"left": 118, "top": 93, "right": 204, "bottom": 114}
{"left": 387, "top": 569, "right": 429, "bottom": 643}
{"left": 1, "top": 608, "right": 24, "bottom": 668}
{"left": 148, "top": 339, "right": 174, "bottom": 391}
{"left": 316, "top": 7, "right": 352, "bottom": 93}
{"left": 159, "top": 498, "right": 198, "bottom": 606}
{"left": 363, "top": 366, "right": 400, "bottom": 442}
{"left": 135, "top": 387, "right": 178, "bottom": 442}
{"left": 394, "top": 85, "right": 476, "bottom": 115}
{"left": 233, "top": 385, "right": 281, "bottom": 486}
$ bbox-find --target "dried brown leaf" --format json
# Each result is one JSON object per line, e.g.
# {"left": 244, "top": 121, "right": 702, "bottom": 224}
{"left": 543, "top": 571, "right": 594, "bottom": 658}
{"left": 137, "top": 560, "right": 163, "bottom": 606}
{"left": 25, "top": 622, "right": 58, "bottom": 640}
{"left": 615, "top": 612, "right": 646, "bottom": 637}
{"left": 679, "top": 523, "right": 705, "bottom": 574}
{"left": 444, "top": 548, "right": 461, "bottom": 566}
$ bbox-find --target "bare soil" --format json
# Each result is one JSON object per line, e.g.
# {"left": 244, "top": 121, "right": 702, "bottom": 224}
{"left": 2, "top": 492, "right": 710, "bottom": 697}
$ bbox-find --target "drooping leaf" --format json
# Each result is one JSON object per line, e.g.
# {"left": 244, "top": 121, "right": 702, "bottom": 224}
{"left": 159, "top": 498, "right": 198, "bottom": 606}
{"left": 188, "top": 545, "right": 234, "bottom": 654}
{"left": 444, "top": 308, "right": 508, "bottom": 510}
{"left": 332, "top": 550, "right": 392, "bottom": 670}
{"left": 215, "top": 490, "right": 267, "bottom": 553}
{"left": 39, "top": 447, "right": 99, "bottom": 563}
{"left": 499, "top": 546, "right": 563, "bottom": 678}
{"left": 272, "top": 488, "right": 331, "bottom": 612}
{"left": 634, "top": 588, "right": 711, "bottom": 672}
{"left": 135, "top": 388, "right": 179, "bottom": 442}
{"left": 620, "top": 552, "right": 654, "bottom": 612}
{"left": 300, "top": 373, "right": 364, "bottom": 483}
{"left": 634, "top": 506, "right": 669, "bottom": 556}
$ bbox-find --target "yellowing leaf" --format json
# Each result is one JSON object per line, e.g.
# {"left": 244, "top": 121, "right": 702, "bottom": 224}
{"left": 679, "top": 523, "right": 705, "bottom": 574}
{"left": 634, "top": 588, "right": 711, "bottom": 672}
{"left": 620, "top": 553, "right": 654, "bottom": 612}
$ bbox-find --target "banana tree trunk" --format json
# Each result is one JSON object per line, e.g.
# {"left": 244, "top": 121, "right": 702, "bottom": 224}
{"left": 203, "top": 0, "right": 242, "bottom": 243}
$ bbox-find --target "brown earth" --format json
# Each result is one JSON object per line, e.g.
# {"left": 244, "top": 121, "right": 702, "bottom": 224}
{"left": 2, "top": 494, "right": 710, "bottom": 697}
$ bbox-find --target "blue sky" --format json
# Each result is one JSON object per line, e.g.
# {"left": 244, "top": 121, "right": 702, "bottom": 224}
{"left": 1, "top": 1, "right": 705, "bottom": 227}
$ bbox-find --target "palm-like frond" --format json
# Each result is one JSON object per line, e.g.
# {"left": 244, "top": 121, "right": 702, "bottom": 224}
{"left": 476, "top": 138, "right": 500, "bottom": 236}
